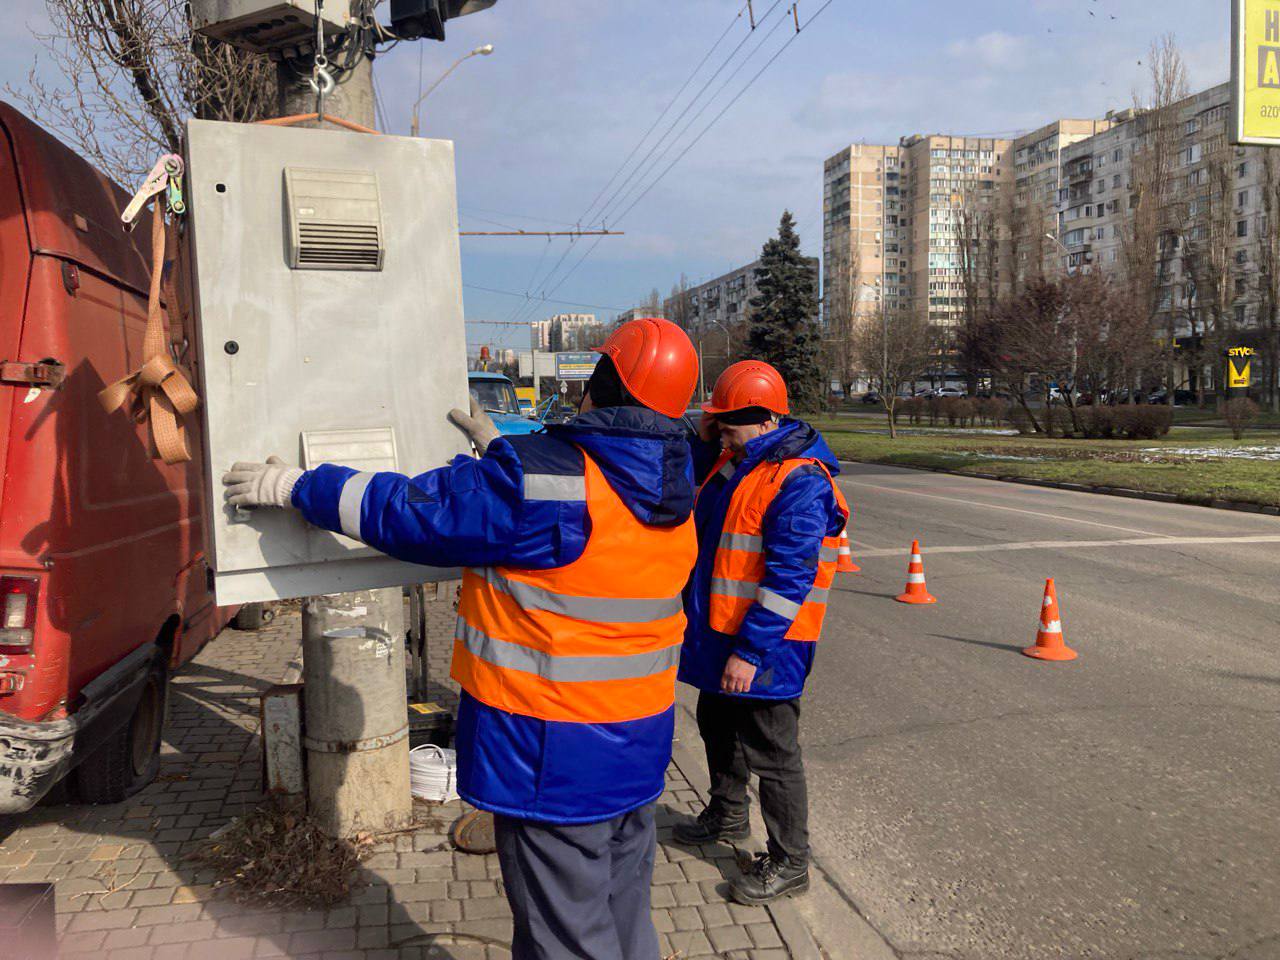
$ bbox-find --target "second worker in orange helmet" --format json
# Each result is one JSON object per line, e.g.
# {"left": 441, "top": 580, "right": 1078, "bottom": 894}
{"left": 673, "top": 359, "right": 851, "bottom": 908}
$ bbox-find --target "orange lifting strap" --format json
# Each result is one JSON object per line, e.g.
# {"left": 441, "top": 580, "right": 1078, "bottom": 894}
{"left": 98, "top": 200, "right": 199, "bottom": 465}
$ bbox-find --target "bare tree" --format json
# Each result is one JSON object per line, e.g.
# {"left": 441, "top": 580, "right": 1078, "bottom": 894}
{"left": 1003, "top": 184, "right": 1034, "bottom": 295}
{"left": 665, "top": 274, "right": 694, "bottom": 330}
{"left": 1176, "top": 133, "right": 1236, "bottom": 405}
{"left": 956, "top": 182, "right": 1001, "bottom": 394}
{"left": 1122, "top": 33, "right": 1190, "bottom": 401}
{"left": 851, "top": 308, "right": 939, "bottom": 439}
{"left": 822, "top": 238, "right": 862, "bottom": 400}
{"left": 10, "top": 0, "right": 276, "bottom": 184}
{"left": 640, "top": 287, "right": 664, "bottom": 316}
{"left": 1254, "top": 150, "right": 1280, "bottom": 411}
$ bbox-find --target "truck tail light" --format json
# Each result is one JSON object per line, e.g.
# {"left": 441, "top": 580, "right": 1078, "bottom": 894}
{"left": 0, "top": 577, "right": 38, "bottom": 646}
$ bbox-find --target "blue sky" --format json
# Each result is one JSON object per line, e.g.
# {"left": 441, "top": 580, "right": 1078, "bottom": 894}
{"left": 3, "top": 0, "right": 1230, "bottom": 348}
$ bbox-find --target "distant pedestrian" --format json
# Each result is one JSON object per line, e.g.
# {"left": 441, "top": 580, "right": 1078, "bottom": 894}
{"left": 674, "top": 360, "right": 849, "bottom": 905}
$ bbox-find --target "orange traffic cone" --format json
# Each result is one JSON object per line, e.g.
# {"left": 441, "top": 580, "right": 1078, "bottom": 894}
{"left": 836, "top": 526, "right": 860, "bottom": 573}
{"left": 1022, "top": 578, "right": 1077, "bottom": 661}
{"left": 894, "top": 540, "right": 936, "bottom": 604}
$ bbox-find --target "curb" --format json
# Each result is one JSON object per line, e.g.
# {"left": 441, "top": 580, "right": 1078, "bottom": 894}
{"left": 840, "top": 460, "right": 1280, "bottom": 515}
{"left": 670, "top": 701, "right": 823, "bottom": 960}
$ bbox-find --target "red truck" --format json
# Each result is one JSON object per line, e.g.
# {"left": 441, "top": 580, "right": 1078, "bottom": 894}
{"left": 0, "top": 104, "right": 254, "bottom": 813}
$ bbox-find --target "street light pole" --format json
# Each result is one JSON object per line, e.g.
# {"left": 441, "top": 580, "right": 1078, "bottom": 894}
{"left": 410, "top": 44, "right": 494, "bottom": 137}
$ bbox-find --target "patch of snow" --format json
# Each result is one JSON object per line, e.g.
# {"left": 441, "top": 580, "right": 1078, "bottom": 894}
{"left": 937, "top": 452, "right": 1047, "bottom": 462}
{"left": 1142, "top": 445, "right": 1280, "bottom": 461}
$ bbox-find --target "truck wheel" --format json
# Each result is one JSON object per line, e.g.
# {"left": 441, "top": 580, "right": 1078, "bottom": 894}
{"left": 231, "top": 602, "right": 274, "bottom": 631}
{"left": 72, "top": 660, "right": 167, "bottom": 805}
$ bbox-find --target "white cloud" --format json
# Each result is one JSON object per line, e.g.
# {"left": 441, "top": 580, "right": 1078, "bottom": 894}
{"left": 947, "top": 31, "right": 1032, "bottom": 71}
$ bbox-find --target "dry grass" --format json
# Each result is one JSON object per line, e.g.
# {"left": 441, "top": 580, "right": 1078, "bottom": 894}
{"left": 188, "top": 799, "right": 372, "bottom": 908}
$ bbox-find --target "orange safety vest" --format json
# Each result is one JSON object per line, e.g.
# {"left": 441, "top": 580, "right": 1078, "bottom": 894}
{"left": 452, "top": 450, "right": 697, "bottom": 724}
{"left": 704, "top": 453, "right": 850, "bottom": 642}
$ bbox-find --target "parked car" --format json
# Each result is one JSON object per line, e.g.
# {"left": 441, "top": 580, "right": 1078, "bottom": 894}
{"left": 0, "top": 104, "right": 245, "bottom": 813}
{"left": 860, "top": 390, "right": 881, "bottom": 404}
{"left": 1147, "top": 388, "right": 1196, "bottom": 406}
{"left": 467, "top": 371, "right": 542, "bottom": 437}
{"left": 931, "top": 387, "right": 966, "bottom": 399}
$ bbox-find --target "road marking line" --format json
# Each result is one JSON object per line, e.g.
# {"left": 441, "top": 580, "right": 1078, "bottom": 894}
{"left": 838, "top": 479, "right": 1175, "bottom": 538}
{"left": 848, "top": 538, "right": 883, "bottom": 550}
{"left": 847, "top": 534, "right": 1280, "bottom": 558}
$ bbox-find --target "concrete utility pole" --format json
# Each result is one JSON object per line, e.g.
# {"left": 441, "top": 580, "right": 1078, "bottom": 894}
{"left": 277, "top": 56, "right": 377, "bottom": 127}
{"left": 274, "top": 42, "right": 411, "bottom": 838}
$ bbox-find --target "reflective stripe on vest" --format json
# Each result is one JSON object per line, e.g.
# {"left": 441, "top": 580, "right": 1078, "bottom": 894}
{"left": 451, "top": 451, "right": 697, "bottom": 724}
{"left": 704, "top": 457, "right": 850, "bottom": 642}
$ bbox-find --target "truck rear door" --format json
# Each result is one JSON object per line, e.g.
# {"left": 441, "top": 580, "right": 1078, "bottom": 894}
{"left": 0, "top": 120, "right": 33, "bottom": 508}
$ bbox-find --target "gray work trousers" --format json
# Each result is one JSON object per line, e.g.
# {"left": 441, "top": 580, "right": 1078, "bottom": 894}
{"left": 494, "top": 803, "right": 659, "bottom": 960}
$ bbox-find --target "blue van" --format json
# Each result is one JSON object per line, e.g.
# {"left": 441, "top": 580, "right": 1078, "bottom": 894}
{"left": 467, "top": 371, "right": 543, "bottom": 437}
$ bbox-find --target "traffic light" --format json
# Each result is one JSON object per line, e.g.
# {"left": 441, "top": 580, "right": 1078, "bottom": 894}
{"left": 389, "top": 0, "right": 498, "bottom": 41}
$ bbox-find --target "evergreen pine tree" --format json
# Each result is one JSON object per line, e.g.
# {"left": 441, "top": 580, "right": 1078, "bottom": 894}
{"left": 746, "top": 211, "right": 823, "bottom": 409}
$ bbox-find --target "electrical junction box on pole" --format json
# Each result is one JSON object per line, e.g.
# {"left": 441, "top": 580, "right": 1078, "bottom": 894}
{"left": 190, "top": 0, "right": 351, "bottom": 54}
{"left": 184, "top": 118, "right": 472, "bottom": 605}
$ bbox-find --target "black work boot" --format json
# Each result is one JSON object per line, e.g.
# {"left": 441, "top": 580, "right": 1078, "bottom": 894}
{"left": 729, "top": 853, "right": 809, "bottom": 905}
{"left": 672, "top": 804, "right": 751, "bottom": 845}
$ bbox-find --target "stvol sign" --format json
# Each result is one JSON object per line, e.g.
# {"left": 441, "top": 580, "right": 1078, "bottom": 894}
{"left": 1227, "top": 346, "right": 1256, "bottom": 389}
{"left": 1233, "top": 0, "right": 1280, "bottom": 144}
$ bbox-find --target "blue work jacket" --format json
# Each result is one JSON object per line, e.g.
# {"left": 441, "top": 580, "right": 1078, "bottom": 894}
{"left": 678, "top": 419, "right": 846, "bottom": 700}
{"left": 291, "top": 406, "right": 695, "bottom": 823}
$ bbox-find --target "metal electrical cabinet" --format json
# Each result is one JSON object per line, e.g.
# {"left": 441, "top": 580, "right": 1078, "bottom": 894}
{"left": 185, "top": 119, "right": 471, "bottom": 605}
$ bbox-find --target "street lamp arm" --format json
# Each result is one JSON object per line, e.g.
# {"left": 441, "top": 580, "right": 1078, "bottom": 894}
{"left": 410, "top": 44, "right": 494, "bottom": 137}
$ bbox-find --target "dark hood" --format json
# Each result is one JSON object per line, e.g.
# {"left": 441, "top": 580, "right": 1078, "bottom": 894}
{"left": 547, "top": 407, "right": 695, "bottom": 527}
{"left": 744, "top": 418, "right": 841, "bottom": 474}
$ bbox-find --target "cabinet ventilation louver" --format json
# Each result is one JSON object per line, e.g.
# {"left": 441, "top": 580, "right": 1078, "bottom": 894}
{"left": 285, "top": 167, "right": 385, "bottom": 271}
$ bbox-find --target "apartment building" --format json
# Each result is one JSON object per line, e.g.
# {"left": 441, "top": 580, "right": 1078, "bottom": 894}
{"left": 822, "top": 144, "right": 904, "bottom": 321}
{"left": 897, "top": 134, "right": 1015, "bottom": 326}
{"left": 1054, "top": 82, "right": 1280, "bottom": 392}
{"left": 824, "top": 135, "right": 1019, "bottom": 328}
{"left": 546, "top": 313, "right": 601, "bottom": 351}
{"left": 667, "top": 258, "right": 820, "bottom": 334}
{"left": 1057, "top": 83, "right": 1266, "bottom": 331}
{"left": 1011, "top": 118, "right": 1114, "bottom": 283}
{"left": 824, "top": 121, "right": 1127, "bottom": 333}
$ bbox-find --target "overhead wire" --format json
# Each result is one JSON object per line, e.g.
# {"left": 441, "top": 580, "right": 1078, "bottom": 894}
{"left": 598, "top": 8, "right": 790, "bottom": 227}
{"left": 498, "top": 235, "right": 557, "bottom": 323}
{"left": 591, "top": 0, "right": 788, "bottom": 229}
{"left": 463, "top": 283, "right": 628, "bottom": 313}
{"left": 499, "top": 0, "right": 832, "bottom": 325}
{"left": 505, "top": 0, "right": 774, "bottom": 325}
{"left": 614, "top": 0, "right": 835, "bottom": 227}
{"left": 577, "top": 1, "right": 750, "bottom": 226}
{"left": 536, "top": 0, "right": 837, "bottom": 308}
{"left": 460, "top": 205, "right": 592, "bottom": 229}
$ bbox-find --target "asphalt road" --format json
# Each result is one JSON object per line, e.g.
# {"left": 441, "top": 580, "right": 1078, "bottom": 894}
{"left": 791, "top": 464, "right": 1280, "bottom": 960}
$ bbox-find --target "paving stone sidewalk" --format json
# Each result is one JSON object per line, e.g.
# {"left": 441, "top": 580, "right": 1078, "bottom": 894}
{"left": 0, "top": 601, "right": 805, "bottom": 959}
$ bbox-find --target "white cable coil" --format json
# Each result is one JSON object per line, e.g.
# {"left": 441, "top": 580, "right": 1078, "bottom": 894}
{"left": 409, "top": 743, "right": 459, "bottom": 803}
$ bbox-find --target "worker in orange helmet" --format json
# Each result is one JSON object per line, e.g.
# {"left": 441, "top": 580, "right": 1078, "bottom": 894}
{"left": 225, "top": 318, "right": 700, "bottom": 959}
{"left": 673, "top": 360, "right": 850, "bottom": 905}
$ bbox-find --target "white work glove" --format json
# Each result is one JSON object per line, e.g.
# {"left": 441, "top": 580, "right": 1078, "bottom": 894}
{"left": 222, "top": 456, "right": 303, "bottom": 509}
{"left": 448, "top": 397, "right": 501, "bottom": 456}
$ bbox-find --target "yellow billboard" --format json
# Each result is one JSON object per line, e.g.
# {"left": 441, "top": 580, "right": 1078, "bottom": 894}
{"left": 1228, "top": 346, "right": 1255, "bottom": 388}
{"left": 1233, "top": 0, "right": 1280, "bottom": 144}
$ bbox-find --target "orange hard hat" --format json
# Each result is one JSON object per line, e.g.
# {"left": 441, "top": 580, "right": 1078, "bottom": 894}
{"left": 594, "top": 317, "right": 699, "bottom": 418}
{"left": 703, "top": 360, "right": 790, "bottom": 416}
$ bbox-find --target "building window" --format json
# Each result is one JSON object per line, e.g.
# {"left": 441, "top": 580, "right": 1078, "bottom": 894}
{"left": 1238, "top": 219, "right": 1249, "bottom": 237}
{"left": 1239, "top": 190, "right": 1249, "bottom": 208}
